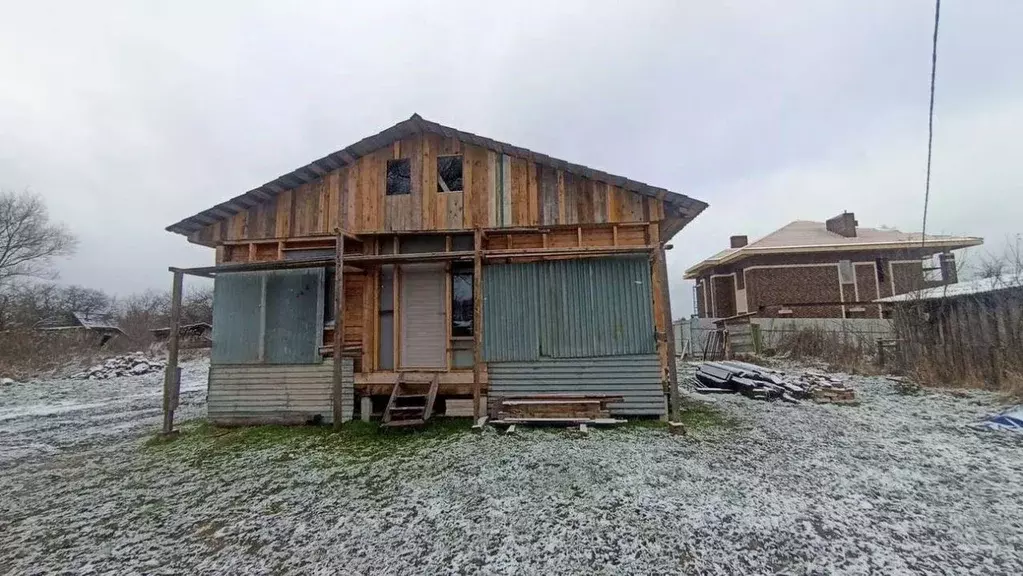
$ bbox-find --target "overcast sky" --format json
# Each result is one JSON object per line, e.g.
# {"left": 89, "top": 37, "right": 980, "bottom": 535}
{"left": 2, "top": 1, "right": 1020, "bottom": 317}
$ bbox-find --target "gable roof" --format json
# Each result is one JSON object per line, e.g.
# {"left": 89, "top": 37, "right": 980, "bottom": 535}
{"left": 684, "top": 220, "right": 983, "bottom": 278}
{"left": 166, "top": 114, "right": 707, "bottom": 237}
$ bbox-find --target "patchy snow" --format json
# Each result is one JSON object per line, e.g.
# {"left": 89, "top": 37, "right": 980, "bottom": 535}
{"left": 1, "top": 360, "right": 1022, "bottom": 575}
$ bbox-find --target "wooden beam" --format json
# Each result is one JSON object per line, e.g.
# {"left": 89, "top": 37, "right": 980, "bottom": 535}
{"left": 332, "top": 230, "right": 346, "bottom": 430}
{"left": 161, "top": 269, "right": 184, "bottom": 435}
{"left": 472, "top": 228, "right": 483, "bottom": 418}
{"left": 652, "top": 242, "right": 680, "bottom": 421}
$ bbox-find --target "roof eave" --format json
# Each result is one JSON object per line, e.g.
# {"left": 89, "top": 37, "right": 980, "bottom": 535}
{"left": 684, "top": 237, "right": 984, "bottom": 279}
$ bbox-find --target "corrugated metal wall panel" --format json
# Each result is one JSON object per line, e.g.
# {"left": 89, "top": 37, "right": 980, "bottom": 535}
{"left": 263, "top": 269, "right": 324, "bottom": 364}
{"left": 207, "top": 357, "right": 353, "bottom": 425}
{"left": 212, "top": 268, "right": 324, "bottom": 365}
{"left": 488, "top": 355, "right": 664, "bottom": 416}
{"left": 400, "top": 264, "right": 446, "bottom": 368}
{"left": 483, "top": 256, "right": 655, "bottom": 361}
{"left": 483, "top": 262, "right": 541, "bottom": 361}
{"left": 212, "top": 272, "right": 263, "bottom": 364}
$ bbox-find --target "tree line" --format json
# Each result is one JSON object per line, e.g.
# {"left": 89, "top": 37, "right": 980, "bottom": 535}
{"left": 0, "top": 189, "right": 212, "bottom": 343}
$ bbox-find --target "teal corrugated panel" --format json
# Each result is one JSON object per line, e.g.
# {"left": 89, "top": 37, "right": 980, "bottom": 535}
{"left": 212, "top": 272, "right": 263, "bottom": 364}
{"left": 483, "top": 256, "right": 655, "bottom": 361}
{"left": 483, "top": 263, "right": 541, "bottom": 361}
{"left": 264, "top": 268, "right": 324, "bottom": 364}
{"left": 212, "top": 268, "right": 324, "bottom": 365}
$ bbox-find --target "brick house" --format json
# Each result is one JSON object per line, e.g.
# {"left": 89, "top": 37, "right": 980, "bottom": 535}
{"left": 684, "top": 212, "right": 983, "bottom": 319}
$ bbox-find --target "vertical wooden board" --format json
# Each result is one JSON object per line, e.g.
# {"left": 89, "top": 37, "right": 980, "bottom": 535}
{"left": 363, "top": 268, "right": 376, "bottom": 371}
{"left": 607, "top": 185, "right": 621, "bottom": 223}
{"left": 561, "top": 172, "right": 579, "bottom": 224}
{"left": 510, "top": 156, "right": 528, "bottom": 226}
{"left": 275, "top": 190, "right": 292, "bottom": 237}
{"left": 447, "top": 192, "right": 464, "bottom": 229}
{"left": 592, "top": 182, "right": 607, "bottom": 224}
{"left": 363, "top": 152, "right": 378, "bottom": 232}
{"left": 623, "top": 189, "right": 644, "bottom": 222}
{"left": 438, "top": 136, "right": 460, "bottom": 156}
{"left": 422, "top": 134, "right": 436, "bottom": 230}
{"left": 650, "top": 197, "right": 664, "bottom": 222}
{"left": 487, "top": 150, "right": 497, "bottom": 227}
{"left": 292, "top": 184, "right": 307, "bottom": 237}
{"left": 526, "top": 161, "right": 539, "bottom": 226}
{"left": 557, "top": 170, "right": 566, "bottom": 224}
{"left": 501, "top": 154, "right": 513, "bottom": 227}
{"left": 462, "top": 148, "right": 474, "bottom": 228}
{"left": 577, "top": 177, "right": 594, "bottom": 224}
{"left": 406, "top": 135, "right": 423, "bottom": 230}
{"left": 246, "top": 205, "right": 262, "bottom": 239}
{"left": 539, "top": 165, "right": 558, "bottom": 225}
{"left": 310, "top": 179, "right": 324, "bottom": 234}
{"left": 230, "top": 212, "right": 246, "bottom": 240}
{"left": 344, "top": 166, "right": 357, "bottom": 232}
{"left": 326, "top": 171, "right": 339, "bottom": 231}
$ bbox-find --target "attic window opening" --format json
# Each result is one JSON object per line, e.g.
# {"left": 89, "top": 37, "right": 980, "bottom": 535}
{"left": 386, "top": 159, "right": 411, "bottom": 195}
{"left": 437, "top": 155, "right": 463, "bottom": 193}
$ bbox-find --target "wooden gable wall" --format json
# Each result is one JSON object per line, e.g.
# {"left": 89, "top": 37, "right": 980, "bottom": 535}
{"left": 190, "top": 133, "right": 667, "bottom": 245}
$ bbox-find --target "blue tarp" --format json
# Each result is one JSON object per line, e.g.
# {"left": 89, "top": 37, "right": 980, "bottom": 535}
{"left": 970, "top": 406, "right": 1023, "bottom": 432}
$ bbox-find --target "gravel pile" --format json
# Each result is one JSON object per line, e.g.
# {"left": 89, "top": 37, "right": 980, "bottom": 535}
{"left": 73, "top": 352, "right": 167, "bottom": 380}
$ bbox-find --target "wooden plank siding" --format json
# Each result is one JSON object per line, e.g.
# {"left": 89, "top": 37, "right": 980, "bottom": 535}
{"left": 192, "top": 134, "right": 673, "bottom": 243}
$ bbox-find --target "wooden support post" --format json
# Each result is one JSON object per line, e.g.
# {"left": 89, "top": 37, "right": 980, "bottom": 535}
{"left": 652, "top": 244, "right": 680, "bottom": 422}
{"left": 472, "top": 228, "right": 484, "bottom": 418}
{"left": 332, "top": 230, "right": 346, "bottom": 430}
{"left": 161, "top": 269, "right": 184, "bottom": 436}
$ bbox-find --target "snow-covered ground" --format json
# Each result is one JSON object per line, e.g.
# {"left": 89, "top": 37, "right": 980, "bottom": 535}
{"left": 1, "top": 360, "right": 1021, "bottom": 575}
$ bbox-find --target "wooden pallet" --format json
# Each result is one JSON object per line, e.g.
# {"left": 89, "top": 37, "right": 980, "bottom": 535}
{"left": 491, "top": 394, "right": 625, "bottom": 425}
{"left": 382, "top": 373, "right": 439, "bottom": 427}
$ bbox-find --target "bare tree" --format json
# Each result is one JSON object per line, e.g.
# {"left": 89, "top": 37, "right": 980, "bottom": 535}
{"left": 0, "top": 190, "right": 77, "bottom": 288}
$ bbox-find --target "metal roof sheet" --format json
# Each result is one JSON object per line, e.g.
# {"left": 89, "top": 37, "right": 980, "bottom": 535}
{"left": 876, "top": 275, "right": 1023, "bottom": 303}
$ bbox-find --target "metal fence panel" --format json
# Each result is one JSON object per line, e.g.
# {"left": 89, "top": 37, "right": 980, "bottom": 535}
{"left": 488, "top": 355, "right": 664, "bottom": 416}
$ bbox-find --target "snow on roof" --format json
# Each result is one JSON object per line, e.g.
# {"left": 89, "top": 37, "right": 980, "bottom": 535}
{"left": 876, "top": 275, "right": 1023, "bottom": 303}
{"left": 72, "top": 311, "right": 120, "bottom": 330}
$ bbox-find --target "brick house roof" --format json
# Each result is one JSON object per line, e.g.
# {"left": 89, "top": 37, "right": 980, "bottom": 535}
{"left": 684, "top": 220, "right": 982, "bottom": 279}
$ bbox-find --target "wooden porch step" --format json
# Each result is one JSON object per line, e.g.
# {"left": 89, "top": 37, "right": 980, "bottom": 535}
{"left": 381, "top": 373, "right": 439, "bottom": 427}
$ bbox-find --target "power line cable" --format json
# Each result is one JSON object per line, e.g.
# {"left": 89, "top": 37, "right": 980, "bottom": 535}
{"left": 920, "top": 0, "right": 941, "bottom": 246}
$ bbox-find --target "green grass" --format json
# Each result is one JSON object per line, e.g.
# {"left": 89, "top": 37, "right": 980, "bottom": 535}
{"left": 144, "top": 417, "right": 475, "bottom": 468}
{"left": 676, "top": 400, "right": 737, "bottom": 430}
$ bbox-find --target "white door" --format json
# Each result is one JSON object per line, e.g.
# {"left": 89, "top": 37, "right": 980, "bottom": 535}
{"left": 400, "top": 264, "right": 446, "bottom": 368}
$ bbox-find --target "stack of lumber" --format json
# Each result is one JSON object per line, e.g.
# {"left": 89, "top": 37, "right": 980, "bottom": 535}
{"left": 489, "top": 395, "right": 627, "bottom": 426}
{"left": 693, "top": 361, "right": 856, "bottom": 405}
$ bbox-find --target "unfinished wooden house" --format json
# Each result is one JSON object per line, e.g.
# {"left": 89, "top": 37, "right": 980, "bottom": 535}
{"left": 161, "top": 114, "right": 707, "bottom": 429}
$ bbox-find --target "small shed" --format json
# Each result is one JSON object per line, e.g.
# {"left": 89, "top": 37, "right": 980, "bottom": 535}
{"left": 37, "top": 311, "right": 125, "bottom": 347}
{"left": 151, "top": 322, "right": 212, "bottom": 348}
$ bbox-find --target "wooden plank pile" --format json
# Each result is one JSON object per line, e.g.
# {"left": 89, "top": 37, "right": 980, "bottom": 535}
{"left": 489, "top": 394, "right": 627, "bottom": 426}
{"left": 693, "top": 361, "right": 856, "bottom": 405}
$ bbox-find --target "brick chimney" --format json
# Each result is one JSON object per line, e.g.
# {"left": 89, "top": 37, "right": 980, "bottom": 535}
{"left": 826, "top": 212, "right": 858, "bottom": 238}
{"left": 730, "top": 235, "right": 748, "bottom": 248}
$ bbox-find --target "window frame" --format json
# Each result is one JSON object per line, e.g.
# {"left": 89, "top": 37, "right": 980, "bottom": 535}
{"left": 451, "top": 265, "right": 473, "bottom": 338}
{"left": 386, "top": 158, "right": 412, "bottom": 196}
{"left": 436, "top": 154, "right": 464, "bottom": 193}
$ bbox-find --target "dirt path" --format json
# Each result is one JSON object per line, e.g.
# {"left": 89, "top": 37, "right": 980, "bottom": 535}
{"left": 1, "top": 362, "right": 1021, "bottom": 575}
